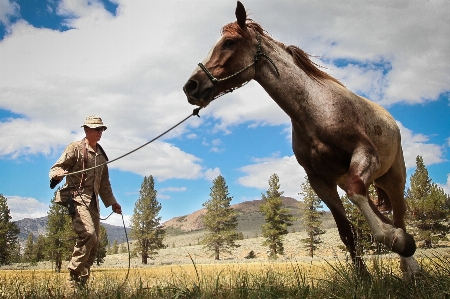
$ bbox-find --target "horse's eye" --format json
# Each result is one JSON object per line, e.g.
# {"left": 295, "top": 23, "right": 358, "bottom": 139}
{"left": 222, "top": 39, "right": 235, "bottom": 49}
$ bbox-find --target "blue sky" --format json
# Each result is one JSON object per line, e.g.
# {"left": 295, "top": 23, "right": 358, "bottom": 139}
{"left": 0, "top": 0, "right": 449, "bottom": 227}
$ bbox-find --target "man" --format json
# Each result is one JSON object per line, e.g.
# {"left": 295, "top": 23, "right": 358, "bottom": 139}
{"left": 49, "top": 115, "right": 122, "bottom": 288}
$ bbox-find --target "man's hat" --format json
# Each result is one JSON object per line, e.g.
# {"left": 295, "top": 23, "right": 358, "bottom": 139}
{"left": 81, "top": 115, "right": 107, "bottom": 130}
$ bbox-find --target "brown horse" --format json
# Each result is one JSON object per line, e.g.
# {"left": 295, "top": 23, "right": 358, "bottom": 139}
{"left": 183, "top": 1, "right": 420, "bottom": 278}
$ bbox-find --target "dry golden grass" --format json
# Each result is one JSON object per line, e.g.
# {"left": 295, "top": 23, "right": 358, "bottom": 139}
{"left": 1, "top": 255, "right": 450, "bottom": 299}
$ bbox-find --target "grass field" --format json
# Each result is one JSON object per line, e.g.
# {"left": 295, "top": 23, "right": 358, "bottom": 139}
{"left": 1, "top": 253, "right": 450, "bottom": 299}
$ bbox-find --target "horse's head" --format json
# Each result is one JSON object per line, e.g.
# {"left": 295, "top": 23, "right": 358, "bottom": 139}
{"left": 183, "top": 1, "right": 258, "bottom": 107}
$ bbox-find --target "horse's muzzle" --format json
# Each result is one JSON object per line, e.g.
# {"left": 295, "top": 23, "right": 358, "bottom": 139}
{"left": 183, "top": 78, "right": 215, "bottom": 107}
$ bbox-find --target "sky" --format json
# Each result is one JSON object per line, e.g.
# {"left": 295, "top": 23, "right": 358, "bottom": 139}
{"left": 0, "top": 0, "right": 449, "bottom": 227}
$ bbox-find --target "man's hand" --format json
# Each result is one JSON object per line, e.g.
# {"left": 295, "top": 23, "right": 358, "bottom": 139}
{"left": 53, "top": 170, "right": 68, "bottom": 181}
{"left": 112, "top": 203, "right": 122, "bottom": 214}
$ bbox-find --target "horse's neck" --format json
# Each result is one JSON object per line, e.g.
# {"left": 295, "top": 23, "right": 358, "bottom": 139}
{"left": 255, "top": 41, "right": 331, "bottom": 120}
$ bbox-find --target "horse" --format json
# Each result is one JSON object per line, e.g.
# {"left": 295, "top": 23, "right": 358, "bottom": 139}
{"left": 183, "top": 1, "right": 420, "bottom": 278}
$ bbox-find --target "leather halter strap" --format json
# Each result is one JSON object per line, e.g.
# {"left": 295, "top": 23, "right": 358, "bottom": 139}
{"left": 197, "top": 33, "right": 279, "bottom": 99}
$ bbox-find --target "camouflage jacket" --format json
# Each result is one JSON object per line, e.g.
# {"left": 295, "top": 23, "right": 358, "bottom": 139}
{"left": 49, "top": 138, "right": 117, "bottom": 210}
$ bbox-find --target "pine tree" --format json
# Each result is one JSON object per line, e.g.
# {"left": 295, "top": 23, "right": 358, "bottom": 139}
{"left": 95, "top": 224, "right": 108, "bottom": 266}
{"left": 9, "top": 242, "right": 21, "bottom": 264}
{"left": 34, "top": 234, "right": 47, "bottom": 262}
{"left": 406, "top": 155, "right": 450, "bottom": 247}
{"left": 23, "top": 232, "right": 35, "bottom": 263}
{"left": 130, "top": 175, "right": 166, "bottom": 264}
{"left": 0, "top": 194, "right": 20, "bottom": 266}
{"left": 299, "top": 177, "right": 325, "bottom": 258}
{"left": 118, "top": 239, "right": 127, "bottom": 254}
{"left": 201, "top": 175, "right": 240, "bottom": 260}
{"left": 111, "top": 240, "right": 119, "bottom": 254}
{"left": 46, "top": 189, "right": 76, "bottom": 272}
{"left": 260, "top": 173, "right": 294, "bottom": 259}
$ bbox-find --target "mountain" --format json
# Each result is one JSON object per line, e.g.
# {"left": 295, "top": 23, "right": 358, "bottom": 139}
{"left": 16, "top": 216, "right": 48, "bottom": 242}
{"left": 163, "top": 196, "right": 336, "bottom": 236}
{"left": 15, "top": 216, "right": 128, "bottom": 246}
{"left": 15, "top": 197, "right": 336, "bottom": 247}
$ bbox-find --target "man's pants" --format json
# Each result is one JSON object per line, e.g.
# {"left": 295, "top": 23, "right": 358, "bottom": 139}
{"left": 67, "top": 198, "right": 99, "bottom": 275}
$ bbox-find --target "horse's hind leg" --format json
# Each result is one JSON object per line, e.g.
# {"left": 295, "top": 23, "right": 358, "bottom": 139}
{"left": 374, "top": 149, "right": 420, "bottom": 279}
{"left": 344, "top": 146, "right": 415, "bottom": 258}
{"left": 374, "top": 157, "right": 416, "bottom": 256}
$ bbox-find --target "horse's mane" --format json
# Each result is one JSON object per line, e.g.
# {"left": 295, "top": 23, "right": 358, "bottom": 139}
{"left": 222, "top": 20, "right": 344, "bottom": 87}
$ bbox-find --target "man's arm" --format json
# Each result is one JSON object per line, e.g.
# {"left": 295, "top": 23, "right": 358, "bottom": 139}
{"left": 49, "top": 143, "right": 78, "bottom": 188}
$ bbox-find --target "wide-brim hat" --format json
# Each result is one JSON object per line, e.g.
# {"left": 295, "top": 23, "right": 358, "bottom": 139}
{"left": 81, "top": 115, "right": 107, "bottom": 130}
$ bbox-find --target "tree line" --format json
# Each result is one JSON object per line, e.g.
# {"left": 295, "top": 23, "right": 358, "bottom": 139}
{"left": 0, "top": 154, "right": 449, "bottom": 266}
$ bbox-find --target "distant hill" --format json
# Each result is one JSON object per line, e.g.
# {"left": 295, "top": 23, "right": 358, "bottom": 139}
{"left": 163, "top": 196, "right": 336, "bottom": 237}
{"left": 15, "top": 216, "right": 128, "bottom": 246}
{"left": 15, "top": 197, "right": 336, "bottom": 247}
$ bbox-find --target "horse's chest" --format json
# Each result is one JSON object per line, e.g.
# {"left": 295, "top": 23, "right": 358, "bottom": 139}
{"left": 292, "top": 130, "right": 350, "bottom": 176}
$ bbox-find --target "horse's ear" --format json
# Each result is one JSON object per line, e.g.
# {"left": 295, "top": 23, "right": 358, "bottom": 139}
{"left": 235, "top": 1, "right": 246, "bottom": 29}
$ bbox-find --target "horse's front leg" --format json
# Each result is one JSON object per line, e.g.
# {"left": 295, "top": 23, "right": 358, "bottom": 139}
{"left": 344, "top": 147, "right": 416, "bottom": 258}
{"left": 307, "top": 174, "right": 369, "bottom": 277}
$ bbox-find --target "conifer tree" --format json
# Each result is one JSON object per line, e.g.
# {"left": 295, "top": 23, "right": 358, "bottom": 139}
{"left": 299, "top": 177, "right": 325, "bottom": 258}
{"left": 9, "top": 242, "right": 21, "bottom": 264}
{"left": 46, "top": 189, "right": 76, "bottom": 272}
{"left": 0, "top": 194, "right": 20, "bottom": 266}
{"left": 406, "top": 155, "right": 449, "bottom": 247}
{"left": 119, "top": 243, "right": 128, "bottom": 254}
{"left": 260, "top": 173, "right": 294, "bottom": 259}
{"left": 111, "top": 239, "right": 119, "bottom": 254}
{"left": 34, "top": 234, "right": 47, "bottom": 262}
{"left": 23, "top": 232, "right": 35, "bottom": 263}
{"left": 95, "top": 224, "right": 108, "bottom": 266}
{"left": 202, "top": 175, "right": 240, "bottom": 260}
{"left": 130, "top": 175, "right": 166, "bottom": 264}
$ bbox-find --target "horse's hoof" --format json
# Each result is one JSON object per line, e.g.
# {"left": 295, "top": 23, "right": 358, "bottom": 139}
{"left": 399, "top": 233, "right": 416, "bottom": 257}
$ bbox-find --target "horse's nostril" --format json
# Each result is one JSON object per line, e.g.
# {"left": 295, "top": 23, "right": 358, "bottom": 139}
{"left": 183, "top": 80, "right": 198, "bottom": 95}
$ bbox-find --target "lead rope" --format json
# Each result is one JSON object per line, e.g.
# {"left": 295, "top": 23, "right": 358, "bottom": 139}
{"left": 65, "top": 108, "right": 202, "bottom": 177}
{"left": 62, "top": 107, "right": 201, "bottom": 291}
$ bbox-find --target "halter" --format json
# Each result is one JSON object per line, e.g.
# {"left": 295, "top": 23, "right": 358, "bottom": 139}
{"left": 197, "top": 33, "right": 280, "bottom": 99}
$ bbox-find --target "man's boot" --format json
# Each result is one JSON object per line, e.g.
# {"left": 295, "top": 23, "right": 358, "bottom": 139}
{"left": 66, "top": 270, "right": 81, "bottom": 293}
{"left": 80, "top": 267, "right": 90, "bottom": 286}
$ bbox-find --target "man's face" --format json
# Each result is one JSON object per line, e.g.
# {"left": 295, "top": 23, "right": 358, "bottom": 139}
{"left": 85, "top": 126, "right": 105, "bottom": 143}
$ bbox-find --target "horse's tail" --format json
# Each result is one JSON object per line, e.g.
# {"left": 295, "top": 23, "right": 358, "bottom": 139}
{"left": 373, "top": 185, "right": 392, "bottom": 213}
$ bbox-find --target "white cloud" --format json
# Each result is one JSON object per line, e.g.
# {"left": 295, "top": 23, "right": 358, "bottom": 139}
{"left": 101, "top": 214, "right": 131, "bottom": 228}
{"left": 6, "top": 196, "right": 48, "bottom": 221}
{"left": 238, "top": 155, "right": 307, "bottom": 199}
{"left": 204, "top": 167, "right": 221, "bottom": 181}
{"left": 0, "top": 0, "right": 19, "bottom": 26}
{"left": 0, "top": 118, "right": 79, "bottom": 158}
{"left": 442, "top": 174, "right": 450, "bottom": 195}
{"left": 160, "top": 187, "right": 187, "bottom": 193}
{"left": 103, "top": 138, "right": 204, "bottom": 181}
{"left": 327, "top": 62, "right": 387, "bottom": 101}
{"left": 0, "top": 0, "right": 448, "bottom": 184}
{"left": 398, "top": 121, "right": 444, "bottom": 169}
{"left": 186, "top": 134, "right": 198, "bottom": 140}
